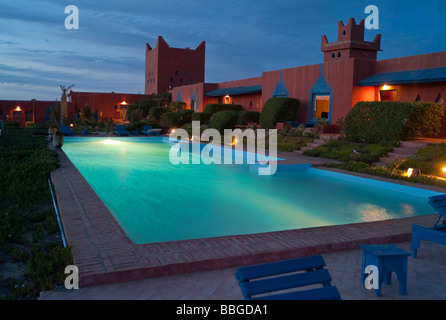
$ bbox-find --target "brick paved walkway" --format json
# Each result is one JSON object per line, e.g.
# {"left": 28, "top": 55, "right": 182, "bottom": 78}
{"left": 40, "top": 240, "right": 446, "bottom": 300}
{"left": 48, "top": 146, "right": 445, "bottom": 292}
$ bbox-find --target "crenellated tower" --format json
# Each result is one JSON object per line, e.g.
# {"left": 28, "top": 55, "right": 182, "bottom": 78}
{"left": 321, "top": 18, "right": 381, "bottom": 62}
{"left": 145, "top": 36, "right": 205, "bottom": 95}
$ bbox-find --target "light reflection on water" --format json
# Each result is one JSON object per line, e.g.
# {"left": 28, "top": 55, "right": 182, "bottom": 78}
{"left": 62, "top": 137, "right": 439, "bottom": 244}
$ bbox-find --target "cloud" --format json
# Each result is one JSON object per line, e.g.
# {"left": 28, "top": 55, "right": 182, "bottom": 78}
{"left": 1, "top": 0, "right": 445, "bottom": 100}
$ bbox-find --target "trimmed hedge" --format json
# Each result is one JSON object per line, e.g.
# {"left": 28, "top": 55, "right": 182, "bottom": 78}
{"left": 344, "top": 101, "right": 444, "bottom": 143}
{"left": 203, "top": 103, "right": 243, "bottom": 114}
{"left": 191, "top": 112, "right": 212, "bottom": 125}
{"left": 160, "top": 109, "right": 194, "bottom": 128}
{"left": 237, "top": 111, "right": 260, "bottom": 125}
{"left": 259, "top": 97, "right": 299, "bottom": 130}
{"left": 149, "top": 106, "right": 169, "bottom": 122}
{"left": 208, "top": 111, "right": 240, "bottom": 133}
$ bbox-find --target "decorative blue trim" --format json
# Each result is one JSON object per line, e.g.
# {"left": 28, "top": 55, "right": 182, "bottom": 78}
{"left": 308, "top": 64, "right": 333, "bottom": 123}
{"left": 176, "top": 91, "right": 182, "bottom": 102}
{"left": 272, "top": 70, "right": 289, "bottom": 98}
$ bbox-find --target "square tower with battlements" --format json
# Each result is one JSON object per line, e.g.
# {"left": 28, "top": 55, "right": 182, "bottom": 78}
{"left": 321, "top": 18, "right": 381, "bottom": 62}
{"left": 145, "top": 36, "right": 205, "bottom": 95}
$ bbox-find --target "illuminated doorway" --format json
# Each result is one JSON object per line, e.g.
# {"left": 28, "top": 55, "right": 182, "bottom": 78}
{"left": 308, "top": 64, "right": 333, "bottom": 123}
{"left": 379, "top": 85, "right": 396, "bottom": 101}
{"left": 313, "top": 94, "right": 330, "bottom": 119}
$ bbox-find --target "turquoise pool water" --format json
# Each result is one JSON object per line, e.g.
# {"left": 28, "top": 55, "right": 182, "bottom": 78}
{"left": 62, "top": 137, "right": 440, "bottom": 244}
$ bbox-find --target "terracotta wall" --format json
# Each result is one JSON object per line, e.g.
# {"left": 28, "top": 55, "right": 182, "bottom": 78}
{"left": 0, "top": 100, "right": 76, "bottom": 126}
{"left": 171, "top": 83, "right": 218, "bottom": 112}
{"left": 146, "top": 36, "right": 205, "bottom": 95}
{"left": 375, "top": 52, "right": 446, "bottom": 74}
{"left": 68, "top": 91, "right": 151, "bottom": 120}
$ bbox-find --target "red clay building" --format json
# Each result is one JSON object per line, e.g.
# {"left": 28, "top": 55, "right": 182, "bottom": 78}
{"left": 0, "top": 99, "right": 69, "bottom": 126}
{"left": 173, "top": 17, "right": 446, "bottom": 131}
{"left": 2, "top": 18, "right": 445, "bottom": 132}
{"left": 0, "top": 91, "right": 151, "bottom": 127}
{"left": 68, "top": 91, "right": 151, "bottom": 121}
{"left": 145, "top": 36, "right": 206, "bottom": 95}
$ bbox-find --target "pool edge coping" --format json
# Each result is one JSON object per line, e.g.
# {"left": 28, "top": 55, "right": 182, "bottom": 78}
{"left": 52, "top": 144, "right": 445, "bottom": 287}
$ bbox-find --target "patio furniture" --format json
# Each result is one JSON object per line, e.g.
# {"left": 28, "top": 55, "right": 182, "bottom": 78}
{"left": 115, "top": 124, "right": 130, "bottom": 136}
{"left": 149, "top": 128, "right": 162, "bottom": 136}
{"left": 360, "top": 244, "right": 410, "bottom": 296}
{"left": 142, "top": 125, "right": 152, "bottom": 135}
{"left": 60, "top": 126, "right": 74, "bottom": 136}
{"left": 412, "top": 194, "right": 446, "bottom": 258}
{"left": 235, "top": 255, "right": 341, "bottom": 300}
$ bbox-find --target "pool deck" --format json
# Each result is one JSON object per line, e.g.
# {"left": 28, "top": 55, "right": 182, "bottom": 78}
{"left": 48, "top": 140, "right": 446, "bottom": 291}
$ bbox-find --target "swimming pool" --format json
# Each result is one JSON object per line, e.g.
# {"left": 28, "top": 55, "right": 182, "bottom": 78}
{"left": 62, "top": 137, "right": 440, "bottom": 244}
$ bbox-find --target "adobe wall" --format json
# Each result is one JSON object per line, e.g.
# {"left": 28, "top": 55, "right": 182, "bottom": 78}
{"left": 146, "top": 36, "right": 205, "bottom": 95}
{"left": 69, "top": 91, "right": 151, "bottom": 120}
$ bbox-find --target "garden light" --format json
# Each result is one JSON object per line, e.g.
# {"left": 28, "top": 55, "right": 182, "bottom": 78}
{"left": 407, "top": 168, "right": 421, "bottom": 178}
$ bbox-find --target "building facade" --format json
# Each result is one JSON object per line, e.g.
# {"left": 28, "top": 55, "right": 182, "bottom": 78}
{"left": 2, "top": 17, "right": 445, "bottom": 132}
{"left": 0, "top": 91, "right": 151, "bottom": 127}
{"left": 172, "top": 17, "right": 446, "bottom": 132}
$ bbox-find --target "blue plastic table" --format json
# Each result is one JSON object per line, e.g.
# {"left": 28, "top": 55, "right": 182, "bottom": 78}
{"left": 360, "top": 244, "right": 410, "bottom": 296}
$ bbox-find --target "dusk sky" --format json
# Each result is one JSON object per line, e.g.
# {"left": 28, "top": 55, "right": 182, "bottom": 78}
{"left": 1, "top": 0, "right": 445, "bottom": 101}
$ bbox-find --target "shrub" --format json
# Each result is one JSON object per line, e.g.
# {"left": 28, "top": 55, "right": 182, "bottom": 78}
{"left": 303, "top": 139, "right": 394, "bottom": 164}
{"left": 208, "top": 111, "right": 240, "bottom": 133}
{"left": 191, "top": 112, "right": 212, "bottom": 125}
{"left": 237, "top": 111, "right": 260, "bottom": 125}
{"left": 132, "top": 97, "right": 158, "bottom": 118}
{"left": 125, "top": 120, "right": 161, "bottom": 133}
{"left": 259, "top": 97, "right": 299, "bottom": 130}
{"left": 203, "top": 103, "right": 243, "bottom": 114}
{"left": 344, "top": 101, "right": 444, "bottom": 143}
{"left": 5, "top": 122, "right": 21, "bottom": 127}
{"left": 149, "top": 106, "right": 169, "bottom": 122}
{"left": 160, "top": 110, "right": 194, "bottom": 128}
{"left": 167, "top": 101, "right": 187, "bottom": 112}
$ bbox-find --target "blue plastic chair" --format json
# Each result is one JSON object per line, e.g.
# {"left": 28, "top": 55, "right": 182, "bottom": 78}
{"left": 235, "top": 255, "right": 341, "bottom": 300}
{"left": 412, "top": 194, "right": 446, "bottom": 258}
{"left": 142, "top": 125, "right": 153, "bottom": 135}
{"left": 115, "top": 124, "right": 130, "bottom": 136}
